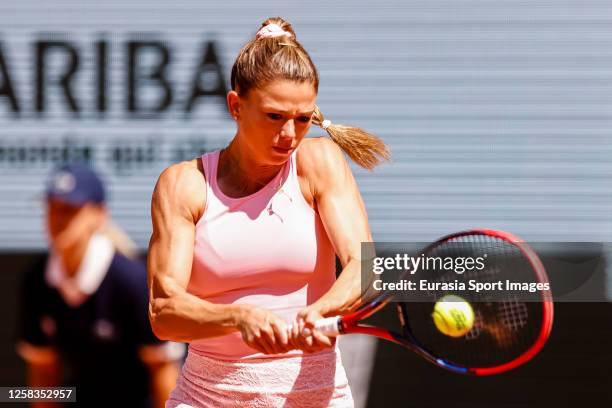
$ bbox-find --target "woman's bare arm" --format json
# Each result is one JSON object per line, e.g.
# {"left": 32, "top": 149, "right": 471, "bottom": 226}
{"left": 298, "top": 138, "right": 373, "bottom": 317}
{"left": 147, "top": 161, "right": 242, "bottom": 342}
{"left": 148, "top": 160, "right": 290, "bottom": 353}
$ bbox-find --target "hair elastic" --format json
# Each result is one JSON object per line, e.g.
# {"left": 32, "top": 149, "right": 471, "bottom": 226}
{"left": 256, "top": 24, "right": 292, "bottom": 40}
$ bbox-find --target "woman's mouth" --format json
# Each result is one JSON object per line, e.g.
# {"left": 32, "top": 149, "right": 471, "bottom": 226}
{"left": 272, "top": 146, "right": 293, "bottom": 154}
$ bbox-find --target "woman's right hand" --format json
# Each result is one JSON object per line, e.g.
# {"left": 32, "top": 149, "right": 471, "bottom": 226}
{"left": 236, "top": 305, "right": 292, "bottom": 355}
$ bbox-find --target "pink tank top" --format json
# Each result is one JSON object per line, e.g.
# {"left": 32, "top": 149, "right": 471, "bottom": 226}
{"left": 188, "top": 149, "right": 337, "bottom": 360}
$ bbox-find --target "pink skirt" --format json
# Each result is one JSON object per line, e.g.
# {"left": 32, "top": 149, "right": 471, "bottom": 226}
{"left": 166, "top": 349, "right": 354, "bottom": 408}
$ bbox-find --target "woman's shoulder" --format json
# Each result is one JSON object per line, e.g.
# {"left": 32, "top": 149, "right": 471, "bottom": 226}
{"left": 297, "top": 137, "right": 348, "bottom": 180}
{"left": 152, "top": 158, "right": 207, "bottom": 221}
{"left": 156, "top": 158, "right": 206, "bottom": 191}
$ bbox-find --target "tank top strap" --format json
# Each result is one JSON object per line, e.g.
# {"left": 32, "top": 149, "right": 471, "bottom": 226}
{"left": 285, "top": 147, "right": 315, "bottom": 214}
{"left": 201, "top": 150, "right": 220, "bottom": 190}
{"left": 286, "top": 149, "right": 300, "bottom": 193}
{"left": 199, "top": 150, "right": 222, "bottom": 218}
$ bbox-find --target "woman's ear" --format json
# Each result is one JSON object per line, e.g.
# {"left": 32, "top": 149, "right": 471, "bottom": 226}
{"left": 227, "top": 90, "right": 241, "bottom": 120}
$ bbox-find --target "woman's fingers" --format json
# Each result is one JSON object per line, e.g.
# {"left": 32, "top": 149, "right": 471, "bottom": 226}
{"left": 243, "top": 331, "right": 266, "bottom": 354}
{"left": 240, "top": 305, "right": 336, "bottom": 355}
{"left": 270, "top": 319, "right": 290, "bottom": 352}
{"left": 291, "top": 325, "right": 336, "bottom": 353}
{"left": 238, "top": 306, "right": 296, "bottom": 354}
{"left": 303, "top": 310, "right": 321, "bottom": 328}
{"left": 289, "top": 315, "right": 316, "bottom": 352}
{"left": 297, "top": 330, "right": 315, "bottom": 352}
{"left": 256, "top": 330, "right": 276, "bottom": 354}
{"left": 263, "top": 324, "right": 288, "bottom": 354}
{"left": 312, "top": 329, "right": 335, "bottom": 349}
{"left": 256, "top": 316, "right": 292, "bottom": 354}
{"left": 293, "top": 307, "right": 334, "bottom": 352}
{"left": 288, "top": 321, "right": 300, "bottom": 349}
{"left": 243, "top": 326, "right": 275, "bottom": 354}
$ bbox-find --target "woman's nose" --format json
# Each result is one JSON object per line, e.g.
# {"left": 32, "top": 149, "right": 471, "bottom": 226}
{"left": 280, "top": 119, "right": 296, "bottom": 139}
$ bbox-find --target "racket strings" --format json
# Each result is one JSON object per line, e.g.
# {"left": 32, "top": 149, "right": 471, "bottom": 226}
{"left": 498, "top": 298, "right": 528, "bottom": 331}
{"left": 400, "top": 233, "right": 545, "bottom": 368}
{"left": 464, "top": 309, "right": 484, "bottom": 340}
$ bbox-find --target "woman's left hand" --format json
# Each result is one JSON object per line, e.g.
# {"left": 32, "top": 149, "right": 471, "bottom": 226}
{"left": 289, "top": 306, "right": 336, "bottom": 353}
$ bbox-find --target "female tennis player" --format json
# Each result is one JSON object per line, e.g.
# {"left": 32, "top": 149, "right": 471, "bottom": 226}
{"left": 148, "top": 17, "right": 389, "bottom": 407}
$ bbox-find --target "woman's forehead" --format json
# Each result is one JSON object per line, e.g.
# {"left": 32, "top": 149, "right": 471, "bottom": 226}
{"left": 249, "top": 81, "right": 316, "bottom": 110}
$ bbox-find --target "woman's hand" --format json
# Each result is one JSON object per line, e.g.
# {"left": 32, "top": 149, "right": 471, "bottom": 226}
{"left": 290, "top": 306, "right": 336, "bottom": 353}
{"left": 236, "top": 305, "right": 292, "bottom": 355}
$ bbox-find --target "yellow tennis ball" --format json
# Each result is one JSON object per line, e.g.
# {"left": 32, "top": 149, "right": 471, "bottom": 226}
{"left": 432, "top": 295, "right": 474, "bottom": 337}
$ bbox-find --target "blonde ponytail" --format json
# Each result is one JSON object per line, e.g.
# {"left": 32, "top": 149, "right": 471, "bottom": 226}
{"left": 312, "top": 106, "right": 390, "bottom": 170}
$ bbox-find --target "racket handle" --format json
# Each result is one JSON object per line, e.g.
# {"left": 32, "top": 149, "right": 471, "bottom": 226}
{"left": 314, "top": 316, "right": 342, "bottom": 336}
{"left": 287, "top": 316, "right": 342, "bottom": 336}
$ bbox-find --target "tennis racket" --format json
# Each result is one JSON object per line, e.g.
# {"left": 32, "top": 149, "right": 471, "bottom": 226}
{"left": 298, "top": 229, "right": 554, "bottom": 375}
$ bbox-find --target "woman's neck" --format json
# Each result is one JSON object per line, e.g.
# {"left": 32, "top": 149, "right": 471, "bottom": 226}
{"left": 218, "top": 138, "right": 283, "bottom": 197}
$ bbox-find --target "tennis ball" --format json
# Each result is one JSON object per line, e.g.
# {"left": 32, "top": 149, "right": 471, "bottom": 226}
{"left": 432, "top": 295, "right": 474, "bottom": 337}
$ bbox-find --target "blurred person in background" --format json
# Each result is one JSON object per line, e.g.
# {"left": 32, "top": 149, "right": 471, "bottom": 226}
{"left": 16, "top": 164, "right": 184, "bottom": 408}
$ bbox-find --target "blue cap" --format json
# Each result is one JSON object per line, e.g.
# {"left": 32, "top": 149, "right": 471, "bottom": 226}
{"left": 46, "top": 164, "right": 106, "bottom": 206}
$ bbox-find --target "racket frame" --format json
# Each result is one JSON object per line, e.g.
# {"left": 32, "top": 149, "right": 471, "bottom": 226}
{"left": 333, "top": 229, "right": 554, "bottom": 375}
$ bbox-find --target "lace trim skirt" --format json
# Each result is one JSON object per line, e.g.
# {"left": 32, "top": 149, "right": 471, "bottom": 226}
{"left": 166, "top": 349, "right": 354, "bottom": 408}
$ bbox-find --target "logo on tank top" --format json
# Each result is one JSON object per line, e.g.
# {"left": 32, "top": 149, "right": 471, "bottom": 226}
{"left": 267, "top": 179, "right": 293, "bottom": 223}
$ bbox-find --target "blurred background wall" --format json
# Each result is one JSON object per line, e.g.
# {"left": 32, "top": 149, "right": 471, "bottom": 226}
{"left": 0, "top": 1, "right": 610, "bottom": 406}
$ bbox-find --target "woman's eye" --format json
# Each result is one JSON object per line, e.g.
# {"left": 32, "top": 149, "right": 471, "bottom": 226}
{"left": 297, "top": 116, "right": 311, "bottom": 123}
{"left": 267, "top": 113, "right": 282, "bottom": 120}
